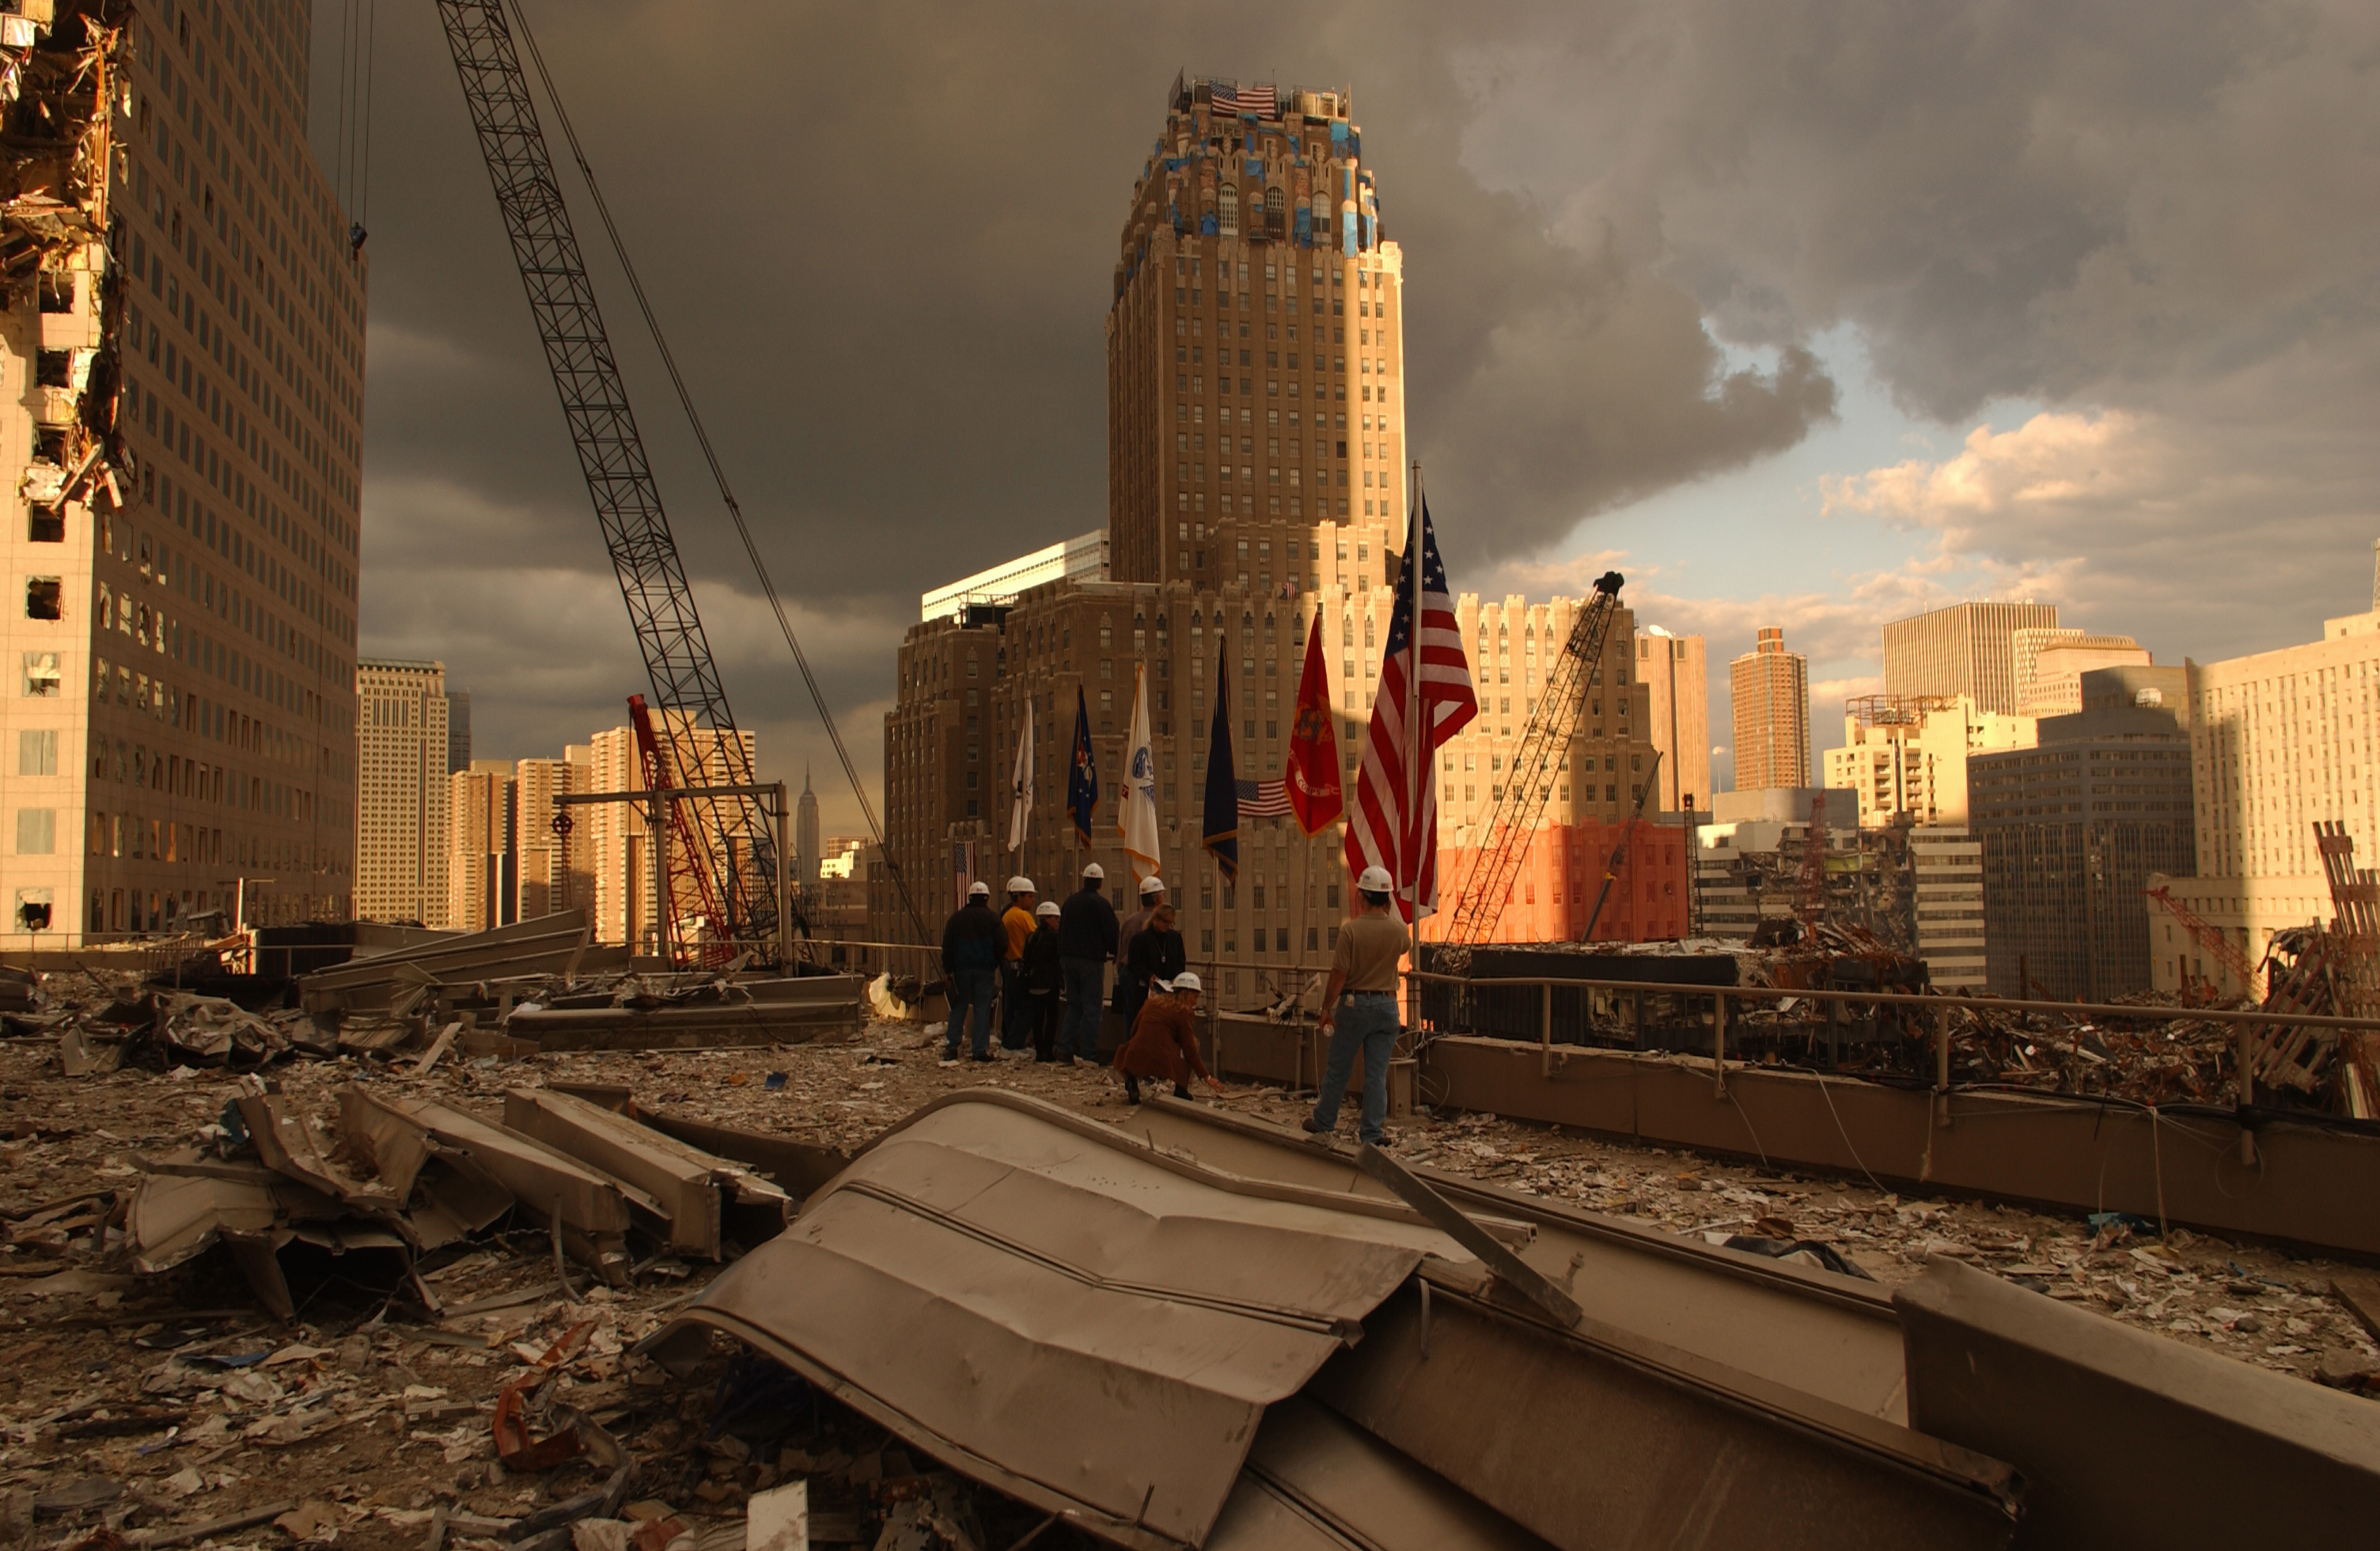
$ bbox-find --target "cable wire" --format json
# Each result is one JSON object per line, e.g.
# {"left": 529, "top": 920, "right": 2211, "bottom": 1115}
{"left": 501, "top": 0, "right": 931, "bottom": 948}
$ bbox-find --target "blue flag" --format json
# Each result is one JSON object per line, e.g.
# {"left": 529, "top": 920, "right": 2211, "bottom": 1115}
{"left": 1202, "top": 654, "right": 1239, "bottom": 884}
{"left": 1067, "top": 686, "right": 1099, "bottom": 842}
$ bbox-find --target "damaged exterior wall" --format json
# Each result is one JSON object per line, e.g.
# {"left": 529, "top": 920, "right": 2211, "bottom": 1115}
{"left": 0, "top": 0, "right": 365, "bottom": 946}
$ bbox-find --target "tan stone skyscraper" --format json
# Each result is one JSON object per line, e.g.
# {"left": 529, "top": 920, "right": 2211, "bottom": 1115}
{"left": 356, "top": 660, "right": 449, "bottom": 925}
{"left": 1883, "top": 601, "right": 2062, "bottom": 715}
{"left": 1106, "top": 78, "right": 1397, "bottom": 586}
{"left": 0, "top": 6, "right": 366, "bottom": 944}
{"left": 1730, "top": 628, "right": 1810, "bottom": 791}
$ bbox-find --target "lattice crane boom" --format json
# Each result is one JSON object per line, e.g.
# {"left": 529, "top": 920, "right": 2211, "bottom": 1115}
{"left": 2144, "top": 884, "right": 2259, "bottom": 992}
{"left": 1446, "top": 571, "right": 1626, "bottom": 946}
{"left": 434, "top": 0, "right": 776, "bottom": 953}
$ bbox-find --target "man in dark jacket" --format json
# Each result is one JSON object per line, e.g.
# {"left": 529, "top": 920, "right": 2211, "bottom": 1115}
{"left": 941, "top": 881, "right": 1004, "bottom": 1063}
{"left": 1020, "top": 900, "right": 1065, "bottom": 1061}
{"left": 1056, "top": 863, "right": 1120, "bottom": 1065}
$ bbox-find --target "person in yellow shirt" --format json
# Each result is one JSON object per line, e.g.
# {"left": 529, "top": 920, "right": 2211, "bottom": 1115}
{"left": 1303, "top": 866, "right": 1411, "bottom": 1146}
{"left": 999, "top": 876, "right": 1037, "bottom": 1053}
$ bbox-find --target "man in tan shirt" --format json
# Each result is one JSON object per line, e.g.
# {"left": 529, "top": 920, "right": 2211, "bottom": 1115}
{"left": 1304, "top": 866, "right": 1411, "bottom": 1145}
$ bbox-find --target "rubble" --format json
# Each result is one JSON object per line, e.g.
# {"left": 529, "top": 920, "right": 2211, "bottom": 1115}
{"left": 0, "top": 973, "right": 2371, "bottom": 1549}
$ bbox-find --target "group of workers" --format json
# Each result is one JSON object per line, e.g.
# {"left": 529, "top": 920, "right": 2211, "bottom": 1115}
{"left": 938, "top": 861, "right": 1412, "bottom": 1144}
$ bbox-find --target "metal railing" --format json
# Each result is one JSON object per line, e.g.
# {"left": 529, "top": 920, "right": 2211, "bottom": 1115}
{"left": 1407, "top": 969, "right": 2380, "bottom": 1152}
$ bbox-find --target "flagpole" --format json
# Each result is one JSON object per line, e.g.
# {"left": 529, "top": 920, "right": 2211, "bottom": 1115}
{"left": 1403, "top": 462, "right": 1425, "bottom": 1037}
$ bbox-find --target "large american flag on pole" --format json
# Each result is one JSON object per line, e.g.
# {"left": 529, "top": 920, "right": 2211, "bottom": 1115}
{"left": 1343, "top": 499, "right": 1476, "bottom": 922}
{"left": 1210, "top": 82, "right": 1276, "bottom": 119}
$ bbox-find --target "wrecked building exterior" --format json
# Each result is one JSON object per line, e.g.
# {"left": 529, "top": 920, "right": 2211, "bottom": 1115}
{"left": 0, "top": 0, "right": 365, "bottom": 946}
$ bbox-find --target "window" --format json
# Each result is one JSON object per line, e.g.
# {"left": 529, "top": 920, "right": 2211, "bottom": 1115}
{"left": 17, "top": 730, "right": 56, "bottom": 776}
{"left": 25, "top": 578, "right": 60, "bottom": 620}
{"left": 21, "top": 652, "right": 59, "bottom": 696}
{"left": 14, "top": 810, "right": 55, "bottom": 855}
{"left": 1218, "top": 184, "right": 1240, "bottom": 234}
{"left": 27, "top": 505, "right": 62, "bottom": 543}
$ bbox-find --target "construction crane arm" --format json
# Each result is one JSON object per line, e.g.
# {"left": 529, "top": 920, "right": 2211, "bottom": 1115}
{"left": 1445, "top": 571, "right": 1626, "bottom": 946}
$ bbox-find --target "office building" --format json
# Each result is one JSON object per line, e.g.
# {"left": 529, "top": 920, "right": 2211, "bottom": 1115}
{"left": 795, "top": 767, "right": 820, "bottom": 891}
{"left": 921, "top": 532, "right": 1108, "bottom": 623}
{"left": 1693, "top": 790, "right": 1857, "bottom": 941}
{"left": 1882, "top": 601, "right": 2061, "bottom": 715}
{"left": 1105, "top": 75, "right": 1400, "bottom": 588}
{"left": 2012, "top": 628, "right": 2150, "bottom": 718}
{"left": 1823, "top": 694, "right": 2035, "bottom": 829}
{"left": 1909, "top": 825, "right": 1987, "bottom": 991}
{"left": 809, "top": 836, "right": 874, "bottom": 940}
{"left": 0, "top": 3, "right": 366, "bottom": 942}
{"left": 354, "top": 659, "right": 449, "bottom": 926}
{"left": 1970, "top": 666, "right": 2194, "bottom": 999}
{"left": 2151, "top": 567, "right": 2380, "bottom": 984}
{"left": 446, "top": 759, "right": 514, "bottom": 934}
{"left": 1729, "top": 628, "right": 1810, "bottom": 791}
{"left": 1638, "top": 627, "right": 1710, "bottom": 814}
{"left": 445, "top": 688, "right": 472, "bottom": 775}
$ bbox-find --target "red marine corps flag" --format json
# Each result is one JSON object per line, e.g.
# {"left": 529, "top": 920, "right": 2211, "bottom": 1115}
{"left": 1344, "top": 499, "right": 1476, "bottom": 921}
{"left": 1285, "top": 612, "right": 1344, "bottom": 836}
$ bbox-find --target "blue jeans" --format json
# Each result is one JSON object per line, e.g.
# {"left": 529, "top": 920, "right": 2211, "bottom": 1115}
{"left": 1060, "top": 957, "right": 1107, "bottom": 1063}
{"left": 1312, "top": 992, "right": 1400, "bottom": 1143}
{"left": 1000, "top": 961, "right": 1031, "bottom": 1049}
{"left": 947, "top": 967, "right": 996, "bottom": 1060}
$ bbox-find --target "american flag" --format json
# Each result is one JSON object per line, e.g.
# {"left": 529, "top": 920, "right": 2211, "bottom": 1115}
{"left": 1211, "top": 82, "right": 1275, "bottom": 119}
{"left": 1343, "top": 499, "right": 1476, "bottom": 921}
{"left": 1237, "top": 778, "right": 1292, "bottom": 818}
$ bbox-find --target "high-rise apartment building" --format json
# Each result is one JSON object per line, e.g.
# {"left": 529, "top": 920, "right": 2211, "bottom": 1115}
{"left": 1882, "top": 601, "right": 2061, "bottom": 715}
{"left": 0, "top": 3, "right": 366, "bottom": 942}
{"left": 582, "top": 715, "right": 756, "bottom": 953}
{"left": 513, "top": 752, "right": 589, "bottom": 922}
{"left": 1729, "top": 628, "right": 1809, "bottom": 791}
{"left": 1971, "top": 666, "right": 2194, "bottom": 999}
{"left": 354, "top": 658, "right": 448, "bottom": 926}
{"left": 1637, "top": 627, "right": 1710, "bottom": 813}
{"left": 446, "top": 758, "right": 514, "bottom": 934}
{"left": 1824, "top": 694, "right": 2035, "bottom": 829}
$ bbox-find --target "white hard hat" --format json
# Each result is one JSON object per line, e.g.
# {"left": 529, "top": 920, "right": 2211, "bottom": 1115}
{"left": 1162, "top": 970, "right": 1202, "bottom": 994}
{"left": 1357, "top": 866, "right": 1394, "bottom": 894}
{"left": 968, "top": 881, "right": 991, "bottom": 897}
{"left": 1139, "top": 876, "right": 1165, "bottom": 897}
{"left": 1036, "top": 900, "right": 1061, "bottom": 918}
{"left": 1082, "top": 863, "right": 1105, "bottom": 879}
{"left": 1006, "top": 875, "right": 1034, "bottom": 894}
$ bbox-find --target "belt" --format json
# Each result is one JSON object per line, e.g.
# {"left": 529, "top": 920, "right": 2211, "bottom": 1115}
{"left": 1341, "top": 989, "right": 1397, "bottom": 999}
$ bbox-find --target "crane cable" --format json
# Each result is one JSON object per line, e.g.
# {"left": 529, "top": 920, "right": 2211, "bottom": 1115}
{"left": 501, "top": 0, "right": 933, "bottom": 950}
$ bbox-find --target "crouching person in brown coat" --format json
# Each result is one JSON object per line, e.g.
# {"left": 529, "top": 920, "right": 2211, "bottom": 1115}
{"left": 1113, "top": 971, "right": 1227, "bottom": 1105}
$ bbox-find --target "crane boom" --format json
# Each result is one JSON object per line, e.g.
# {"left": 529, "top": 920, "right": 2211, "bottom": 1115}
{"left": 2145, "top": 884, "right": 2260, "bottom": 995}
{"left": 1446, "top": 571, "right": 1626, "bottom": 945}
{"left": 434, "top": 0, "right": 776, "bottom": 952}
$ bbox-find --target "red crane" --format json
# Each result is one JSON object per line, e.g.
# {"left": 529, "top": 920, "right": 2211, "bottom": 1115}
{"left": 629, "top": 696, "right": 729, "bottom": 963}
{"left": 2144, "top": 884, "right": 2260, "bottom": 997}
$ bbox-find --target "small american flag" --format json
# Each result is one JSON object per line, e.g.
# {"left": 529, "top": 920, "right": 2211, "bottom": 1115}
{"left": 1211, "top": 82, "right": 1275, "bottom": 119}
{"left": 1237, "top": 779, "right": 1293, "bottom": 818}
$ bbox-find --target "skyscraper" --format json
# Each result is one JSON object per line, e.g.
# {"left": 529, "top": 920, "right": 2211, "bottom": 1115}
{"left": 355, "top": 660, "right": 449, "bottom": 927}
{"left": 1882, "top": 601, "right": 2062, "bottom": 715}
{"left": 796, "top": 766, "right": 820, "bottom": 891}
{"left": 0, "top": 4, "right": 366, "bottom": 942}
{"left": 1637, "top": 627, "right": 1710, "bottom": 812}
{"left": 1730, "top": 628, "right": 1810, "bottom": 791}
{"left": 447, "top": 759, "right": 515, "bottom": 933}
{"left": 445, "top": 689, "right": 472, "bottom": 775}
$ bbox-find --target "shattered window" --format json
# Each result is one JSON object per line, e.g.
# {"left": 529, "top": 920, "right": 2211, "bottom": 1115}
{"left": 24, "top": 578, "right": 60, "bottom": 620}
{"left": 20, "top": 652, "right": 59, "bottom": 698}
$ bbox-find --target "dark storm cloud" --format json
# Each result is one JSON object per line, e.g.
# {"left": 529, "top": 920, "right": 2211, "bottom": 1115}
{"left": 320, "top": 0, "right": 1841, "bottom": 822}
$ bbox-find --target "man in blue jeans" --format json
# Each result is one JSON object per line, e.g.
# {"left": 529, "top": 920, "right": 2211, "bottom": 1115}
{"left": 940, "top": 881, "right": 1005, "bottom": 1063}
{"left": 1306, "top": 866, "right": 1412, "bottom": 1145}
{"left": 1056, "top": 863, "right": 1119, "bottom": 1065}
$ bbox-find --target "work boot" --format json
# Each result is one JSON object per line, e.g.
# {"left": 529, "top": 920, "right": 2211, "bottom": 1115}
{"left": 1122, "top": 1074, "right": 1143, "bottom": 1105}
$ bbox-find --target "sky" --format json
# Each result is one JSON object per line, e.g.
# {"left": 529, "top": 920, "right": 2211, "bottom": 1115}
{"left": 313, "top": 0, "right": 2380, "bottom": 822}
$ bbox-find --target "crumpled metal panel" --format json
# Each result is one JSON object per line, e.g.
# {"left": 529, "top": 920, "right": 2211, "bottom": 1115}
{"left": 645, "top": 1092, "right": 1445, "bottom": 1551}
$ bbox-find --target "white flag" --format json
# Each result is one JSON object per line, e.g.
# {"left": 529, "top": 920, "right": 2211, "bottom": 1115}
{"left": 1007, "top": 707, "right": 1033, "bottom": 853}
{"left": 1116, "top": 664, "right": 1161, "bottom": 884}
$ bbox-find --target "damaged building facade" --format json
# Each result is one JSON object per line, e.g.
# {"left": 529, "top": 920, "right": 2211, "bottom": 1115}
{"left": 0, "top": 0, "right": 364, "bottom": 943}
{"left": 874, "top": 78, "right": 1693, "bottom": 989}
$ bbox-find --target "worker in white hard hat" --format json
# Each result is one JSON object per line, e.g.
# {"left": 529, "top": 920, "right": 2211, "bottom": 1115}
{"left": 1304, "top": 864, "right": 1410, "bottom": 1145}
{"left": 1021, "top": 900, "right": 1066, "bottom": 1060}
{"left": 999, "top": 875, "right": 1038, "bottom": 1054}
{"left": 1112, "top": 874, "right": 1169, "bottom": 1032}
{"left": 1056, "top": 862, "right": 1119, "bottom": 1065}
{"left": 940, "top": 880, "right": 1005, "bottom": 1065}
{"left": 1114, "top": 969, "right": 1225, "bottom": 1105}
